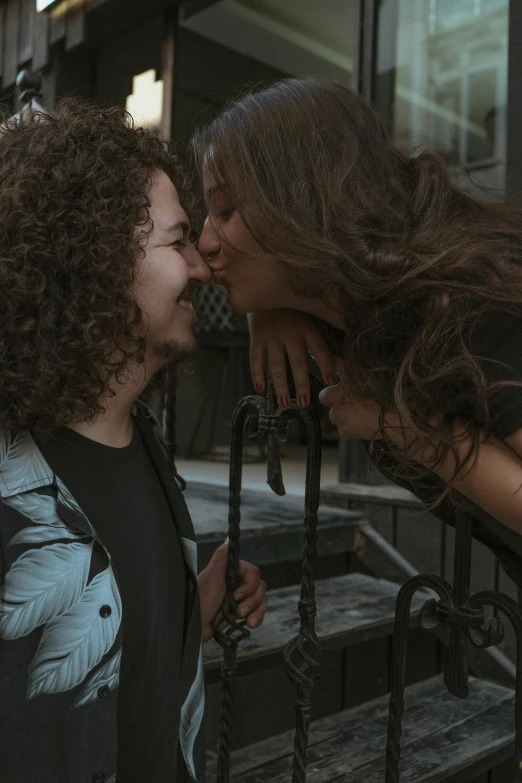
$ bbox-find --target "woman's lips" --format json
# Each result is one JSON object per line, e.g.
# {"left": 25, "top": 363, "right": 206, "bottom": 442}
{"left": 212, "top": 269, "right": 226, "bottom": 285}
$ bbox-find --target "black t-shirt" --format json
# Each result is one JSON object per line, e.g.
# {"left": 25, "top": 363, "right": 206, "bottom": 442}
{"left": 36, "top": 421, "right": 188, "bottom": 782}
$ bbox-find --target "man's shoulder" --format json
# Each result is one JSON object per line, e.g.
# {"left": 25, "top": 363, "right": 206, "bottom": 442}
{"left": 0, "top": 428, "right": 54, "bottom": 500}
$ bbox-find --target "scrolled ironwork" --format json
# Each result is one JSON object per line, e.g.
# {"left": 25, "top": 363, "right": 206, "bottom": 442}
{"left": 385, "top": 509, "right": 522, "bottom": 783}
{"left": 213, "top": 379, "right": 324, "bottom": 783}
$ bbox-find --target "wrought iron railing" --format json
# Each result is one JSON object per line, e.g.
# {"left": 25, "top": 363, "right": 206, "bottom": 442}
{"left": 212, "top": 381, "right": 522, "bottom": 783}
{"left": 212, "top": 379, "right": 324, "bottom": 783}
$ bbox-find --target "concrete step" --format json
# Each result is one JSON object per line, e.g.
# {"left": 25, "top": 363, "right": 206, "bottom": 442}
{"left": 320, "top": 481, "right": 425, "bottom": 511}
{"left": 207, "top": 675, "right": 515, "bottom": 782}
{"left": 185, "top": 481, "right": 362, "bottom": 568}
{"left": 203, "top": 571, "right": 425, "bottom": 679}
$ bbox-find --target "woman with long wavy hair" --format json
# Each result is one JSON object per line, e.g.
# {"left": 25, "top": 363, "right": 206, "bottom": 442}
{"left": 194, "top": 77, "right": 522, "bottom": 585}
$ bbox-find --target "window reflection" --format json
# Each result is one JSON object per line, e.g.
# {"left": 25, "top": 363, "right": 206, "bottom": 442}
{"left": 377, "top": 0, "right": 508, "bottom": 193}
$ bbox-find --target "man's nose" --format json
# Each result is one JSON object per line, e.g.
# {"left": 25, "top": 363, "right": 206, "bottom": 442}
{"left": 197, "top": 216, "right": 220, "bottom": 263}
{"left": 187, "top": 244, "right": 212, "bottom": 286}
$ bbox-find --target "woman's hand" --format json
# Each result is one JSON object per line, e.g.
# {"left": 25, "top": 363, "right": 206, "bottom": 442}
{"left": 198, "top": 540, "right": 268, "bottom": 642}
{"left": 248, "top": 309, "right": 337, "bottom": 408}
{"left": 319, "top": 381, "right": 384, "bottom": 440}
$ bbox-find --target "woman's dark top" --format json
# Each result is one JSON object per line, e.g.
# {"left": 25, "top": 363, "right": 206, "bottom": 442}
{"left": 317, "top": 311, "right": 522, "bottom": 588}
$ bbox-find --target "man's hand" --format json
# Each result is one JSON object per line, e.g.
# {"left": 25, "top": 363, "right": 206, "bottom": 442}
{"left": 198, "top": 540, "right": 267, "bottom": 642}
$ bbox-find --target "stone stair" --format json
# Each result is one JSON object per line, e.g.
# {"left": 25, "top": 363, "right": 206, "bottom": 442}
{"left": 185, "top": 481, "right": 517, "bottom": 782}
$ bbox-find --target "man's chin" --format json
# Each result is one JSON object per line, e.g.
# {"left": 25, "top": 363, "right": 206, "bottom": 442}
{"left": 155, "top": 337, "right": 196, "bottom": 365}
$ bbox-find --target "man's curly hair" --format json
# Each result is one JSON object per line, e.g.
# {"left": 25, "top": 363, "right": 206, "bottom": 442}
{"left": 0, "top": 98, "right": 193, "bottom": 437}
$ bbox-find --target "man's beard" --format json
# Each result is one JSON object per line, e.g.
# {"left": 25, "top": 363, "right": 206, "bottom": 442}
{"left": 153, "top": 336, "right": 196, "bottom": 365}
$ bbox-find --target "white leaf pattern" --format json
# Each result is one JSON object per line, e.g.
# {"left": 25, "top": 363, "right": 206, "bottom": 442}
{"left": 27, "top": 565, "right": 122, "bottom": 699}
{"left": 0, "top": 541, "right": 93, "bottom": 640}
{"left": 74, "top": 648, "right": 121, "bottom": 707}
{"left": 4, "top": 492, "right": 62, "bottom": 526}
{"left": 9, "top": 525, "right": 88, "bottom": 547}
{"left": 55, "top": 476, "right": 94, "bottom": 534}
{"left": 0, "top": 430, "right": 52, "bottom": 497}
{"left": 179, "top": 647, "right": 205, "bottom": 780}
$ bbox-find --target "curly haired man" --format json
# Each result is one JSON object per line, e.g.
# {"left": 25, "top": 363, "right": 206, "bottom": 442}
{"left": 0, "top": 100, "right": 267, "bottom": 783}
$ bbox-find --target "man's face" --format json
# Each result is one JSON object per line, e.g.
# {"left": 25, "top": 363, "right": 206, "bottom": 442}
{"left": 135, "top": 170, "right": 211, "bottom": 367}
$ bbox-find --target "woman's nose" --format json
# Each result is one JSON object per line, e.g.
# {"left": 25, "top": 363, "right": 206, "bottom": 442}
{"left": 198, "top": 217, "right": 220, "bottom": 262}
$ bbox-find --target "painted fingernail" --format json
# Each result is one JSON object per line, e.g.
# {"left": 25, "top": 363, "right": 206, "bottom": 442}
{"left": 239, "top": 605, "right": 249, "bottom": 618}
{"left": 250, "top": 618, "right": 258, "bottom": 628}
{"left": 279, "top": 395, "right": 290, "bottom": 408}
{"left": 326, "top": 374, "right": 337, "bottom": 386}
{"left": 255, "top": 382, "right": 264, "bottom": 394}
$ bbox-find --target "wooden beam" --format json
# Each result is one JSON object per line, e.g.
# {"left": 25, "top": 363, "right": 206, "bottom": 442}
{"left": 49, "top": 14, "right": 66, "bottom": 45}
{"left": 32, "top": 4, "right": 49, "bottom": 71}
{"left": 160, "top": 9, "right": 176, "bottom": 142}
{"left": 3, "top": 0, "right": 20, "bottom": 87}
{"left": 65, "top": 6, "right": 85, "bottom": 51}
{"left": 19, "top": 0, "right": 35, "bottom": 63}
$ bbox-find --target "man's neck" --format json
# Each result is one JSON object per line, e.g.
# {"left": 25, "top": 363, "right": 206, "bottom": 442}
{"left": 67, "top": 361, "right": 158, "bottom": 448}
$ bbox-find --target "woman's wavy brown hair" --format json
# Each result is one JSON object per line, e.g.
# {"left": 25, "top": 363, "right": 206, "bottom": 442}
{"left": 193, "top": 77, "right": 522, "bottom": 497}
{"left": 0, "top": 98, "right": 190, "bottom": 437}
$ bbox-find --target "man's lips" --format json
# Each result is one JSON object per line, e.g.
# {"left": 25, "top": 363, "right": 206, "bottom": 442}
{"left": 212, "top": 268, "right": 227, "bottom": 284}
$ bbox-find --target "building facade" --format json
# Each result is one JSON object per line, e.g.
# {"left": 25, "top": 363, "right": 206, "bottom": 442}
{"left": 1, "top": 0, "right": 522, "bottom": 469}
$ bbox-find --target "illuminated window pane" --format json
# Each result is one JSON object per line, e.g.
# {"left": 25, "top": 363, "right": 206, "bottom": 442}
{"left": 125, "top": 69, "right": 164, "bottom": 129}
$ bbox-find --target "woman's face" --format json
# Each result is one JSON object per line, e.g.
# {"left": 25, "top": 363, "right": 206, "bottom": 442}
{"left": 198, "top": 178, "right": 298, "bottom": 314}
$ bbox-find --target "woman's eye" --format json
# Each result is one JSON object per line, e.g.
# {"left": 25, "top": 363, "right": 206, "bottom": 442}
{"left": 218, "top": 207, "right": 235, "bottom": 222}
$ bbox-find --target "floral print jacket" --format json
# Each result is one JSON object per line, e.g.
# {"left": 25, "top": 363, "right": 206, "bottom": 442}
{"left": 0, "top": 403, "right": 205, "bottom": 783}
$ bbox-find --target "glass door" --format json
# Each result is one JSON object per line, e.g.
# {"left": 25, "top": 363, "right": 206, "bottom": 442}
{"left": 375, "top": 0, "right": 509, "bottom": 195}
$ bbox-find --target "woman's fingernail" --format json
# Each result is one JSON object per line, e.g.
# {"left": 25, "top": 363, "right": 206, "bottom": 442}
{"left": 250, "top": 617, "right": 258, "bottom": 628}
{"left": 279, "top": 395, "right": 289, "bottom": 408}
{"left": 239, "top": 606, "right": 249, "bottom": 618}
{"left": 326, "top": 374, "right": 337, "bottom": 386}
{"left": 235, "top": 593, "right": 244, "bottom": 602}
{"left": 255, "top": 382, "right": 264, "bottom": 394}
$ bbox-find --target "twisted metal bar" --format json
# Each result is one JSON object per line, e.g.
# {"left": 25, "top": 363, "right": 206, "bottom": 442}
{"left": 213, "top": 377, "right": 324, "bottom": 783}
{"left": 385, "top": 574, "right": 453, "bottom": 783}
{"left": 281, "top": 404, "right": 324, "bottom": 783}
{"left": 444, "top": 510, "right": 473, "bottom": 698}
{"left": 385, "top": 509, "right": 522, "bottom": 782}
{"left": 213, "top": 394, "right": 264, "bottom": 783}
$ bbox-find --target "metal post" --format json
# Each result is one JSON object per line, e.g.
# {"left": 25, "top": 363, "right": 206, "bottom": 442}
{"left": 213, "top": 379, "right": 324, "bottom": 782}
{"left": 385, "top": 509, "right": 522, "bottom": 782}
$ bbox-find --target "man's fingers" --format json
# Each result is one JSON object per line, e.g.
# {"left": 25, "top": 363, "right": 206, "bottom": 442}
{"left": 236, "top": 562, "right": 261, "bottom": 600}
{"left": 237, "top": 581, "right": 267, "bottom": 618}
{"left": 246, "top": 596, "right": 268, "bottom": 629}
{"left": 307, "top": 332, "right": 338, "bottom": 386}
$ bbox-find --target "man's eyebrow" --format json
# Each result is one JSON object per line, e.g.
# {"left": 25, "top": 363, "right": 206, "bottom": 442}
{"left": 162, "top": 220, "right": 190, "bottom": 234}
